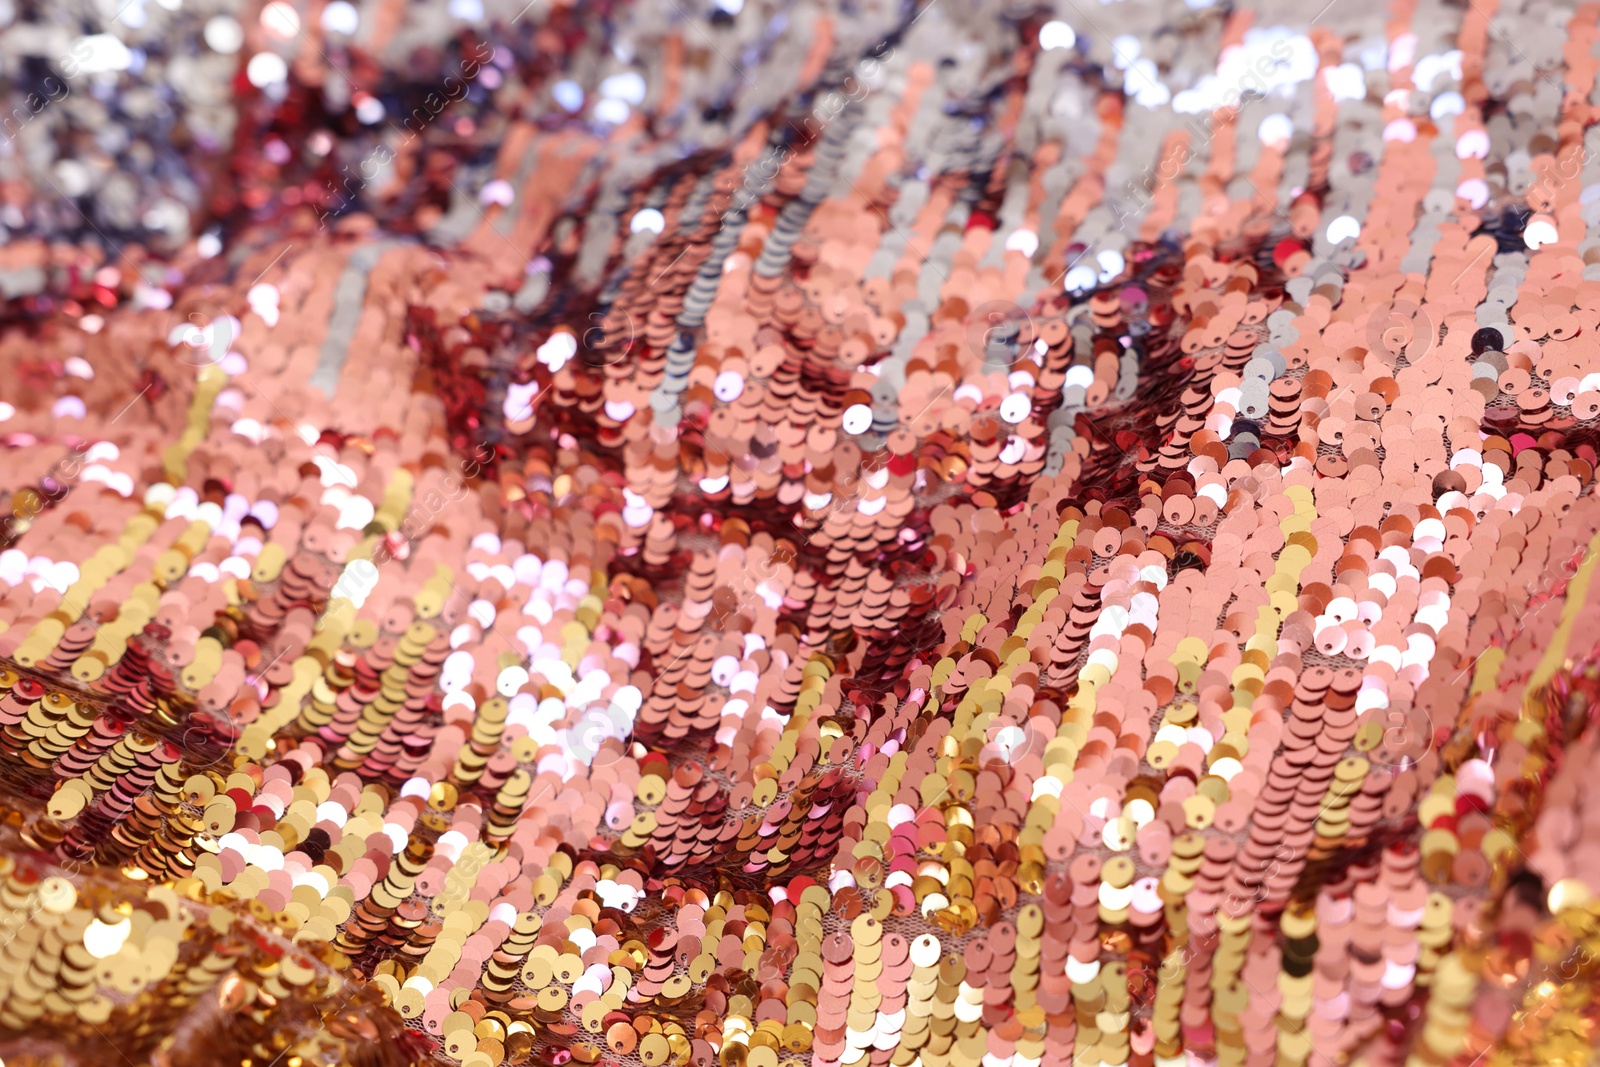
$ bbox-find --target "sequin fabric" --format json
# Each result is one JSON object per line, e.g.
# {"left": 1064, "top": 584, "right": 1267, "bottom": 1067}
{"left": 4, "top": 1, "right": 1600, "bottom": 1067}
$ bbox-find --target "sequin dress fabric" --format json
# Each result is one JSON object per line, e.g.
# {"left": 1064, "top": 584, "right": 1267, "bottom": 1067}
{"left": 1, "top": 2, "right": 1600, "bottom": 1067}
